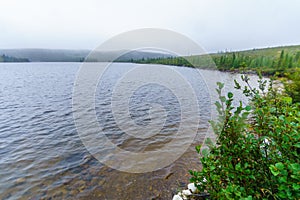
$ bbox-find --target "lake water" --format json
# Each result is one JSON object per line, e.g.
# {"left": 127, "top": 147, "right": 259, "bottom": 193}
{"left": 0, "top": 62, "right": 261, "bottom": 199}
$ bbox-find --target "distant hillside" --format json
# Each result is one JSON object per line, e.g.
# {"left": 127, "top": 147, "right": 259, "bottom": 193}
{"left": 211, "top": 45, "right": 300, "bottom": 59}
{"left": 0, "top": 49, "right": 89, "bottom": 62}
{"left": 133, "top": 45, "right": 300, "bottom": 76}
{"left": 85, "top": 50, "right": 172, "bottom": 62}
{"left": 210, "top": 45, "right": 300, "bottom": 75}
{"left": 0, "top": 49, "right": 171, "bottom": 62}
{"left": 0, "top": 54, "right": 29, "bottom": 62}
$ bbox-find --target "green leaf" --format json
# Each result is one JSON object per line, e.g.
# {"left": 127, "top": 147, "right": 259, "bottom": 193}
{"left": 217, "top": 82, "right": 224, "bottom": 90}
{"left": 275, "top": 162, "right": 285, "bottom": 171}
{"left": 235, "top": 163, "right": 241, "bottom": 171}
{"left": 278, "top": 176, "right": 287, "bottom": 183}
{"left": 195, "top": 145, "right": 201, "bottom": 154}
{"left": 269, "top": 165, "right": 280, "bottom": 176}
{"left": 205, "top": 138, "right": 214, "bottom": 148}
{"left": 228, "top": 92, "right": 234, "bottom": 99}
{"left": 279, "top": 184, "right": 288, "bottom": 191}
{"left": 242, "top": 112, "right": 250, "bottom": 119}
{"left": 234, "top": 190, "right": 242, "bottom": 197}
{"left": 220, "top": 96, "right": 226, "bottom": 103}
{"left": 215, "top": 101, "right": 222, "bottom": 109}
{"left": 202, "top": 148, "right": 210, "bottom": 157}
{"left": 278, "top": 191, "right": 287, "bottom": 198}
{"left": 289, "top": 163, "right": 300, "bottom": 173}
{"left": 245, "top": 105, "right": 251, "bottom": 111}
{"left": 234, "top": 79, "right": 241, "bottom": 89}
{"left": 281, "top": 96, "right": 292, "bottom": 104}
{"left": 244, "top": 196, "right": 253, "bottom": 200}
{"left": 292, "top": 183, "right": 300, "bottom": 190}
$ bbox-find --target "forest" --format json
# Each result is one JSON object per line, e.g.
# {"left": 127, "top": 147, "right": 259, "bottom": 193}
{"left": 133, "top": 45, "right": 300, "bottom": 76}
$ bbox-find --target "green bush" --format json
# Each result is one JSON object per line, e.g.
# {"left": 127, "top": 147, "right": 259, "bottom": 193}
{"left": 284, "top": 68, "right": 300, "bottom": 103}
{"left": 190, "top": 76, "right": 300, "bottom": 199}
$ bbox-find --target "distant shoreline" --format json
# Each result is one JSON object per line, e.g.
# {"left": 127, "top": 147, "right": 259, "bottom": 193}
{"left": 1, "top": 44, "right": 299, "bottom": 63}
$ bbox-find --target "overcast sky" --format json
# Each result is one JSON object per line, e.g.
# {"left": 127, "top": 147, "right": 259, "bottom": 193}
{"left": 1, "top": 0, "right": 299, "bottom": 52}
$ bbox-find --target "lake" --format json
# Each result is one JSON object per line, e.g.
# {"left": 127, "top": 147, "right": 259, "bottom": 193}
{"left": 0, "top": 62, "right": 261, "bottom": 199}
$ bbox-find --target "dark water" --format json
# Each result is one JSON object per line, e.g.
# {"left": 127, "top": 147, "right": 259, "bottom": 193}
{"left": 0, "top": 62, "right": 260, "bottom": 199}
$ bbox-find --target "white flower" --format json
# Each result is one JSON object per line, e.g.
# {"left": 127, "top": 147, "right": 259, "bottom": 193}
{"left": 263, "top": 138, "right": 270, "bottom": 145}
{"left": 187, "top": 183, "right": 197, "bottom": 193}
{"left": 182, "top": 189, "right": 192, "bottom": 196}
{"left": 172, "top": 194, "right": 183, "bottom": 200}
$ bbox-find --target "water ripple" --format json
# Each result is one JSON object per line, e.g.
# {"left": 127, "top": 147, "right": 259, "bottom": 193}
{"left": 0, "top": 62, "right": 258, "bottom": 199}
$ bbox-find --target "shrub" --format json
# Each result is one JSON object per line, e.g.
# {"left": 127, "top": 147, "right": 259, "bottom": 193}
{"left": 190, "top": 76, "right": 300, "bottom": 199}
{"left": 284, "top": 68, "right": 300, "bottom": 103}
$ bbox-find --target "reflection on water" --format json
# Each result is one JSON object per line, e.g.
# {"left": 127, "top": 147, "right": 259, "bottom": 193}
{"left": 0, "top": 62, "right": 260, "bottom": 199}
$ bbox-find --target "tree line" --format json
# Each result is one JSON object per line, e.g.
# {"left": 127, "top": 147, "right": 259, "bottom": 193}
{"left": 214, "top": 50, "right": 300, "bottom": 75}
{"left": 0, "top": 54, "right": 30, "bottom": 62}
{"left": 131, "top": 50, "right": 300, "bottom": 76}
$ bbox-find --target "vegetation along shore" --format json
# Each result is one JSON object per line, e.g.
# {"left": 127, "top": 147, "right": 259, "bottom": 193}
{"left": 168, "top": 45, "right": 300, "bottom": 199}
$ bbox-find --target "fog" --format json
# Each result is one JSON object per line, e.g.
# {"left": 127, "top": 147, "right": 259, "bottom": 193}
{"left": 1, "top": 0, "right": 300, "bottom": 52}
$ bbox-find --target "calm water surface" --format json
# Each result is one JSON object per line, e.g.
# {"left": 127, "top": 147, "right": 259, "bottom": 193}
{"left": 0, "top": 62, "right": 260, "bottom": 199}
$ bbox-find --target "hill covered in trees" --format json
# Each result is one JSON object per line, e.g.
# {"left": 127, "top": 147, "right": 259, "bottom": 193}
{"left": 212, "top": 45, "right": 300, "bottom": 75}
{"left": 133, "top": 45, "right": 300, "bottom": 76}
{"left": 0, "top": 54, "right": 29, "bottom": 62}
{"left": 0, "top": 49, "right": 171, "bottom": 62}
